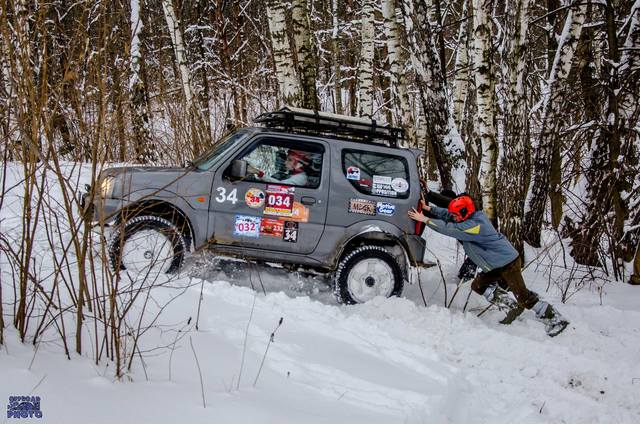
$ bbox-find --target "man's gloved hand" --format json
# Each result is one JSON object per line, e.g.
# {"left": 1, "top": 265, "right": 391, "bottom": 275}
{"left": 458, "top": 257, "right": 478, "bottom": 280}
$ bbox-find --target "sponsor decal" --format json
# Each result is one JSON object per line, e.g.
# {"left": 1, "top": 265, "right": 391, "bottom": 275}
{"left": 278, "top": 201, "right": 309, "bottom": 223}
{"left": 283, "top": 221, "right": 299, "bottom": 243}
{"left": 391, "top": 177, "right": 409, "bottom": 193}
{"left": 245, "top": 188, "right": 265, "bottom": 208}
{"left": 371, "top": 175, "right": 397, "bottom": 197}
{"left": 372, "top": 175, "right": 393, "bottom": 185}
{"left": 348, "top": 198, "right": 376, "bottom": 216}
{"left": 376, "top": 202, "right": 396, "bottom": 216}
{"left": 264, "top": 186, "right": 294, "bottom": 216}
{"left": 233, "top": 215, "right": 261, "bottom": 238}
{"left": 260, "top": 218, "right": 284, "bottom": 237}
{"left": 6, "top": 396, "right": 43, "bottom": 419}
{"left": 266, "top": 184, "right": 295, "bottom": 194}
{"left": 346, "top": 166, "right": 361, "bottom": 180}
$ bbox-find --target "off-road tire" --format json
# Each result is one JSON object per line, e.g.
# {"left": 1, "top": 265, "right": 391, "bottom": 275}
{"left": 334, "top": 245, "right": 405, "bottom": 304}
{"left": 108, "top": 215, "right": 191, "bottom": 274}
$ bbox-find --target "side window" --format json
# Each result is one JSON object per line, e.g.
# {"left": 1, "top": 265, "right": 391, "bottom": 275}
{"left": 235, "top": 139, "right": 324, "bottom": 188}
{"left": 342, "top": 150, "right": 410, "bottom": 198}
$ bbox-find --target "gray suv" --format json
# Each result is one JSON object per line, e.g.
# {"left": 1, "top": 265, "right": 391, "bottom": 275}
{"left": 83, "top": 107, "right": 429, "bottom": 304}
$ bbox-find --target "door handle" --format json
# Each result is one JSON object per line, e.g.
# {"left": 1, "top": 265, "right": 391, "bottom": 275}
{"left": 301, "top": 196, "right": 316, "bottom": 206}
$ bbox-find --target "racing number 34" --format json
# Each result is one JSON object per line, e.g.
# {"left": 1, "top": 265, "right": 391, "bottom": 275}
{"left": 215, "top": 187, "right": 238, "bottom": 204}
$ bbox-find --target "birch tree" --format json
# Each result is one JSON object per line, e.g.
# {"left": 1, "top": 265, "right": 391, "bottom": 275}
{"left": 292, "top": 0, "right": 318, "bottom": 109}
{"left": 129, "top": 0, "right": 154, "bottom": 162}
{"left": 523, "top": 1, "right": 587, "bottom": 246}
{"left": 357, "top": 0, "right": 375, "bottom": 117}
{"left": 161, "top": 0, "right": 194, "bottom": 111}
{"left": 497, "top": 0, "right": 530, "bottom": 254}
{"left": 382, "top": 0, "right": 415, "bottom": 146}
{"left": 452, "top": 0, "right": 472, "bottom": 134}
{"left": 331, "top": 0, "right": 343, "bottom": 114}
{"left": 471, "top": 0, "right": 497, "bottom": 220}
{"left": 267, "top": 0, "right": 301, "bottom": 106}
{"left": 401, "top": 0, "right": 455, "bottom": 188}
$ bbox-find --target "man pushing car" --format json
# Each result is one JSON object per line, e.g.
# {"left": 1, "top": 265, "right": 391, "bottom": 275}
{"left": 408, "top": 190, "right": 569, "bottom": 337}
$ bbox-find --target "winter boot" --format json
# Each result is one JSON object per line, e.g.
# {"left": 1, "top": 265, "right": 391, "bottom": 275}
{"left": 458, "top": 257, "right": 478, "bottom": 281}
{"left": 533, "top": 301, "right": 569, "bottom": 337}
{"left": 482, "top": 285, "right": 525, "bottom": 325}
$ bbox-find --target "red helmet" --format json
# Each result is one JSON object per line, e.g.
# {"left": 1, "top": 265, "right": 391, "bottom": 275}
{"left": 287, "top": 150, "right": 309, "bottom": 167}
{"left": 448, "top": 195, "right": 475, "bottom": 222}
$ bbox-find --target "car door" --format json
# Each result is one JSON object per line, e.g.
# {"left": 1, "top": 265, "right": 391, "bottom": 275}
{"left": 209, "top": 135, "right": 329, "bottom": 255}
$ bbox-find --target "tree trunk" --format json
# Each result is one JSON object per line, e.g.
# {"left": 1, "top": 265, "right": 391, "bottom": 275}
{"left": 472, "top": 0, "right": 497, "bottom": 221}
{"left": 401, "top": 0, "right": 455, "bottom": 188}
{"left": 331, "top": 0, "right": 343, "bottom": 114}
{"left": 130, "top": 0, "right": 154, "bottom": 163}
{"left": 452, "top": 0, "right": 471, "bottom": 135}
{"left": 161, "top": 0, "right": 194, "bottom": 110}
{"left": 498, "top": 0, "right": 530, "bottom": 255}
{"left": 357, "top": 0, "right": 375, "bottom": 117}
{"left": 266, "top": 0, "right": 301, "bottom": 106}
{"left": 382, "top": 0, "right": 416, "bottom": 147}
{"left": 571, "top": 0, "right": 638, "bottom": 274}
{"left": 292, "top": 0, "right": 319, "bottom": 109}
{"left": 523, "top": 1, "right": 587, "bottom": 246}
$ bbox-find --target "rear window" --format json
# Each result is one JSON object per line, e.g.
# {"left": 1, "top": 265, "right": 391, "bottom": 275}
{"left": 342, "top": 150, "right": 410, "bottom": 198}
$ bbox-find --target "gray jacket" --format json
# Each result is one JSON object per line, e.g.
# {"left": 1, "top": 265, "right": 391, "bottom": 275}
{"left": 426, "top": 206, "right": 519, "bottom": 272}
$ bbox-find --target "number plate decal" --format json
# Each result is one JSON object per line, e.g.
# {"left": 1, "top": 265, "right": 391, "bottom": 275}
{"left": 233, "top": 215, "right": 261, "bottom": 238}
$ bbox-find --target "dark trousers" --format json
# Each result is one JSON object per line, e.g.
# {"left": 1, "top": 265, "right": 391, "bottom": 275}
{"left": 471, "top": 258, "right": 539, "bottom": 309}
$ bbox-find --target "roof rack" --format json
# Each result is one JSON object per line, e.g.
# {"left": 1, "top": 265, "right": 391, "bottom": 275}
{"left": 254, "top": 106, "right": 404, "bottom": 148}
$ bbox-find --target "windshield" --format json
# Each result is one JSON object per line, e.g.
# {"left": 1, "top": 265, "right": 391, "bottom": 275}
{"left": 193, "top": 129, "right": 249, "bottom": 170}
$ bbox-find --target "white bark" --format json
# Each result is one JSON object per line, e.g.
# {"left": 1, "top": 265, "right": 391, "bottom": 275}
{"left": 382, "top": 0, "right": 414, "bottom": 146}
{"left": 331, "top": 0, "right": 343, "bottom": 114}
{"left": 266, "top": 0, "right": 301, "bottom": 106}
{"left": 129, "top": 0, "right": 153, "bottom": 162}
{"left": 161, "top": 0, "right": 194, "bottom": 110}
{"left": 452, "top": 0, "right": 471, "bottom": 132}
{"left": 498, "top": 0, "right": 530, "bottom": 250}
{"left": 401, "top": 0, "right": 455, "bottom": 188}
{"left": 357, "top": 0, "right": 375, "bottom": 117}
{"left": 292, "top": 0, "right": 318, "bottom": 109}
{"left": 472, "top": 0, "right": 497, "bottom": 219}
{"left": 524, "top": 0, "right": 587, "bottom": 243}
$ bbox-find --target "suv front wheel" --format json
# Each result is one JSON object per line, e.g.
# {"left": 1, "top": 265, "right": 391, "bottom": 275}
{"left": 334, "top": 245, "right": 404, "bottom": 304}
{"left": 109, "top": 215, "right": 190, "bottom": 275}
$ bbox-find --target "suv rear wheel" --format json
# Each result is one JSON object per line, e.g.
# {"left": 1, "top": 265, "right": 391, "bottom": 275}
{"left": 109, "top": 215, "right": 190, "bottom": 275}
{"left": 334, "top": 245, "right": 404, "bottom": 304}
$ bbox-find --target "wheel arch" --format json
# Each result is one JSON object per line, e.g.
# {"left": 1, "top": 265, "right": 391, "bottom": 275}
{"left": 115, "top": 200, "right": 195, "bottom": 246}
{"left": 333, "top": 227, "right": 412, "bottom": 275}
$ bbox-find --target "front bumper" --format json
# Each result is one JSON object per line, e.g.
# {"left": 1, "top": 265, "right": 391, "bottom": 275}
{"left": 79, "top": 185, "right": 122, "bottom": 223}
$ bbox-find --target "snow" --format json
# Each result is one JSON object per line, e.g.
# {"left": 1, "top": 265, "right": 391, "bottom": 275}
{"left": 1, "top": 163, "right": 640, "bottom": 423}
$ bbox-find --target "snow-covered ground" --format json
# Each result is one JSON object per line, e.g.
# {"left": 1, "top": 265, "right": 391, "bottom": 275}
{"left": 1, "top": 163, "right": 639, "bottom": 423}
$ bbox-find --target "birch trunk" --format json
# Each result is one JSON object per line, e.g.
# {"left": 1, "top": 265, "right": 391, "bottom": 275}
{"left": 357, "top": 0, "right": 375, "bottom": 117}
{"left": 523, "top": 1, "right": 587, "bottom": 246}
{"left": 382, "top": 0, "right": 415, "bottom": 147}
{"left": 129, "top": 0, "right": 154, "bottom": 163}
{"left": 497, "top": 0, "right": 530, "bottom": 255}
{"left": 452, "top": 0, "right": 471, "bottom": 134}
{"left": 331, "top": 0, "right": 343, "bottom": 114}
{"left": 401, "top": 0, "right": 455, "bottom": 188}
{"left": 292, "top": 0, "right": 318, "bottom": 109}
{"left": 161, "top": 0, "right": 194, "bottom": 111}
{"left": 266, "top": 0, "right": 301, "bottom": 106}
{"left": 472, "top": 0, "right": 497, "bottom": 220}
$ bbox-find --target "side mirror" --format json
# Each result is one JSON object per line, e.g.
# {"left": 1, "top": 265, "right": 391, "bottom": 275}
{"left": 229, "top": 160, "right": 247, "bottom": 179}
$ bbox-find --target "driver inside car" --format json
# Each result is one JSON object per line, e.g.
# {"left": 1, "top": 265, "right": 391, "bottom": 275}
{"left": 247, "top": 149, "right": 309, "bottom": 186}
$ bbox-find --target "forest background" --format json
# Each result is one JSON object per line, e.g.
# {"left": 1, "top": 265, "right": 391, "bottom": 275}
{"left": 0, "top": 0, "right": 639, "bottom": 368}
